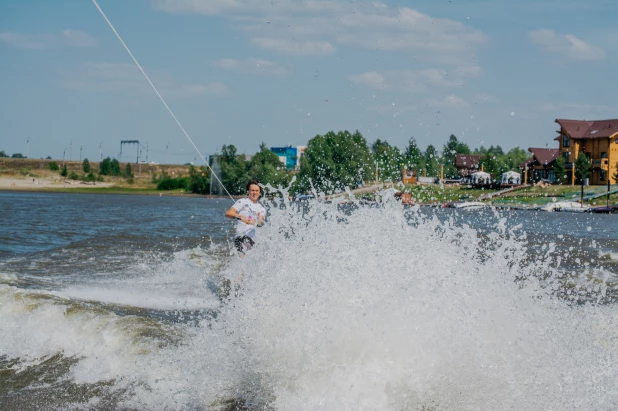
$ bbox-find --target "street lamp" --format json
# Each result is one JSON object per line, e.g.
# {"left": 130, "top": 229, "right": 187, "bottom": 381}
{"left": 63, "top": 148, "right": 67, "bottom": 167}
{"left": 26, "top": 138, "right": 30, "bottom": 159}
{"left": 99, "top": 143, "right": 103, "bottom": 160}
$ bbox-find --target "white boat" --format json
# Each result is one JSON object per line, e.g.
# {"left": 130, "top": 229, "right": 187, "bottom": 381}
{"left": 538, "top": 201, "right": 589, "bottom": 212}
{"left": 449, "top": 201, "right": 489, "bottom": 210}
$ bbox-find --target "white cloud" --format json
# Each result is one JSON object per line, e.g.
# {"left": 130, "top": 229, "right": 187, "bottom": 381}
{"left": 58, "top": 62, "right": 227, "bottom": 97}
{"left": 60, "top": 29, "right": 99, "bottom": 48}
{"left": 250, "top": 38, "right": 335, "bottom": 55}
{"left": 528, "top": 29, "right": 606, "bottom": 61}
{"left": 426, "top": 94, "right": 470, "bottom": 108}
{"left": 213, "top": 58, "right": 289, "bottom": 75}
{"left": 0, "top": 30, "right": 98, "bottom": 49}
{"left": 152, "top": 1, "right": 486, "bottom": 63}
{"left": 348, "top": 71, "right": 388, "bottom": 89}
{"left": 349, "top": 67, "right": 480, "bottom": 92}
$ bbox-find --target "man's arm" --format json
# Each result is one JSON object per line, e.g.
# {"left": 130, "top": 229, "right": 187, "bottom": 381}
{"left": 225, "top": 206, "right": 255, "bottom": 225}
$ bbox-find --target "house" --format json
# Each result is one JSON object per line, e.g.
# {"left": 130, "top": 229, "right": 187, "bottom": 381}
{"left": 521, "top": 148, "right": 559, "bottom": 183}
{"left": 270, "top": 145, "right": 306, "bottom": 170}
{"left": 454, "top": 154, "right": 481, "bottom": 177}
{"left": 556, "top": 118, "right": 618, "bottom": 185}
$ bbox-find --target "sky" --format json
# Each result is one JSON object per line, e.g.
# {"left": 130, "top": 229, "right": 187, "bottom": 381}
{"left": 1, "top": 0, "right": 617, "bottom": 164}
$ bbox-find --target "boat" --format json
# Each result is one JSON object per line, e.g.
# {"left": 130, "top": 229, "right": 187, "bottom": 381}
{"left": 444, "top": 201, "right": 490, "bottom": 210}
{"left": 588, "top": 205, "right": 618, "bottom": 214}
{"left": 538, "top": 201, "right": 589, "bottom": 212}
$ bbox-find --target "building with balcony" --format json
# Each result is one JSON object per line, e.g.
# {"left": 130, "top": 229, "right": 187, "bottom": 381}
{"left": 454, "top": 154, "right": 481, "bottom": 177}
{"left": 556, "top": 118, "right": 618, "bottom": 185}
{"left": 520, "top": 148, "right": 559, "bottom": 183}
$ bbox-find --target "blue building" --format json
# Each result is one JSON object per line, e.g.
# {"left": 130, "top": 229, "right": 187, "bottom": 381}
{"left": 270, "top": 146, "right": 305, "bottom": 170}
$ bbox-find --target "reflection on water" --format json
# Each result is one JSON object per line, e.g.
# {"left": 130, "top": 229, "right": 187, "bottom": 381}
{"left": 1, "top": 192, "right": 618, "bottom": 409}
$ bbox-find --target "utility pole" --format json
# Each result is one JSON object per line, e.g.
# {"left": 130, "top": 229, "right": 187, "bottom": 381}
{"left": 99, "top": 143, "right": 103, "bottom": 160}
{"left": 63, "top": 148, "right": 67, "bottom": 167}
{"left": 26, "top": 137, "right": 30, "bottom": 159}
{"left": 70, "top": 140, "right": 72, "bottom": 162}
{"left": 80, "top": 146, "right": 83, "bottom": 162}
{"left": 146, "top": 142, "right": 149, "bottom": 163}
{"left": 166, "top": 144, "right": 169, "bottom": 165}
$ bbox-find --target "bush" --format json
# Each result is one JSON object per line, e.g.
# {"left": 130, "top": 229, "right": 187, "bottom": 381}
{"left": 60, "top": 165, "right": 68, "bottom": 177}
{"left": 85, "top": 173, "right": 96, "bottom": 182}
{"left": 157, "top": 177, "right": 189, "bottom": 190}
{"left": 83, "top": 158, "right": 91, "bottom": 173}
{"left": 0, "top": 150, "right": 8, "bottom": 158}
{"left": 49, "top": 161, "right": 59, "bottom": 171}
{"left": 69, "top": 171, "right": 79, "bottom": 180}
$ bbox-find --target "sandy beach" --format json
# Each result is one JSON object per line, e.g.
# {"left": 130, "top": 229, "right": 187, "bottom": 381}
{"left": 0, "top": 176, "right": 113, "bottom": 190}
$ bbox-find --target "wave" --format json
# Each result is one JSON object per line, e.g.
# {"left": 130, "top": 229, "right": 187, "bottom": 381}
{"left": 2, "top": 200, "right": 618, "bottom": 409}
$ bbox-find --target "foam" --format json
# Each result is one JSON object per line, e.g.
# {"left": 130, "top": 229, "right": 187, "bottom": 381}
{"left": 2, "top": 201, "right": 618, "bottom": 410}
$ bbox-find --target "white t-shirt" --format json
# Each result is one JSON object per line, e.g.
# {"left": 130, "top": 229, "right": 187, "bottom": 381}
{"left": 232, "top": 197, "right": 266, "bottom": 239}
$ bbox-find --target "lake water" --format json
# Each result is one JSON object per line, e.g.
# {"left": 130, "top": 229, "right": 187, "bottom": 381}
{"left": 1, "top": 191, "right": 617, "bottom": 410}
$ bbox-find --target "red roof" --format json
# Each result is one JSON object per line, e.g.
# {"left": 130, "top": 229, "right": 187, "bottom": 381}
{"left": 454, "top": 154, "right": 481, "bottom": 168}
{"left": 556, "top": 118, "right": 618, "bottom": 139}
{"left": 528, "top": 147, "right": 559, "bottom": 165}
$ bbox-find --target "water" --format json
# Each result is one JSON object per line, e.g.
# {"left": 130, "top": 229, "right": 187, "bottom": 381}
{"left": 1, "top": 191, "right": 618, "bottom": 410}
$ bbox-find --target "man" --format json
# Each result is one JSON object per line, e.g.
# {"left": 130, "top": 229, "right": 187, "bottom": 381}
{"left": 225, "top": 180, "right": 265, "bottom": 254}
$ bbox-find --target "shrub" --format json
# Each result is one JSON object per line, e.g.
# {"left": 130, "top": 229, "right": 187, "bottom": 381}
{"left": 69, "top": 171, "right": 79, "bottom": 180}
{"left": 157, "top": 177, "right": 189, "bottom": 190}
{"left": 82, "top": 158, "right": 91, "bottom": 173}
{"left": 60, "top": 165, "right": 68, "bottom": 177}
{"left": 49, "top": 161, "right": 59, "bottom": 171}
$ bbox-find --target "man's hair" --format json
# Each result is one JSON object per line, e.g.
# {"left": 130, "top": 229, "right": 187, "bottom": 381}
{"left": 246, "top": 179, "right": 262, "bottom": 193}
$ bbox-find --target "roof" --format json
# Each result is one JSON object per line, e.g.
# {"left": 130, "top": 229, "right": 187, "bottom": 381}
{"left": 502, "top": 170, "right": 521, "bottom": 177}
{"left": 471, "top": 171, "right": 490, "bottom": 177}
{"left": 528, "top": 147, "right": 558, "bottom": 165}
{"left": 454, "top": 154, "right": 481, "bottom": 168}
{"left": 556, "top": 118, "right": 618, "bottom": 139}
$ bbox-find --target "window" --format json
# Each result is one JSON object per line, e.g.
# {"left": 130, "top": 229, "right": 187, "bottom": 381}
{"left": 601, "top": 170, "right": 607, "bottom": 181}
{"left": 562, "top": 152, "right": 570, "bottom": 162}
{"left": 562, "top": 133, "right": 570, "bottom": 147}
{"left": 601, "top": 152, "right": 607, "bottom": 158}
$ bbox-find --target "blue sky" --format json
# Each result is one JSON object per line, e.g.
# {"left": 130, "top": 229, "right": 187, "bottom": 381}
{"left": 1, "top": 0, "right": 617, "bottom": 164}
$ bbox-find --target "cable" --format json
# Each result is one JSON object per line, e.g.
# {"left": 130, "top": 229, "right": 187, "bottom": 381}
{"left": 91, "top": 0, "right": 235, "bottom": 201}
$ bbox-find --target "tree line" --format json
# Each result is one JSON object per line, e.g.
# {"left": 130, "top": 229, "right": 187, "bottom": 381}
{"left": 1, "top": 130, "right": 543, "bottom": 195}
{"left": 156, "top": 131, "right": 534, "bottom": 195}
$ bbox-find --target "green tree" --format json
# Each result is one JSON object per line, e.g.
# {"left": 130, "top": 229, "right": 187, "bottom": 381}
{"left": 82, "top": 158, "right": 91, "bottom": 173}
{"left": 553, "top": 156, "right": 566, "bottom": 184}
{"left": 187, "top": 165, "right": 210, "bottom": 194}
{"left": 501, "top": 147, "right": 529, "bottom": 172}
{"left": 442, "top": 134, "right": 471, "bottom": 178}
{"left": 60, "top": 165, "right": 68, "bottom": 177}
{"left": 372, "top": 139, "right": 403, "bottom": 182}
{"left": 124, "top": 162, "right": 132, "bottom": 178}
{"left": 11, "top": 153, "right": 25, "bottom": 158}
{"left": 0, "top": 150, "right": 8, "bottom": 158}
{"left": 479, "top": 152, "right": 499, "bottom": 179}
{"left": 574, "top": 152, "right": 590, "bottom": 183}
{"left": 403, "top": 137, "right": 424, "bottom": 169}
{"left": 424, "top": 145, "right": 440, "bottom": 177}
{"left": 110, "top": 159, "right": 121, "bottom": 176}
{"left": 48, "top": 161, "right": 59, "bottom": 171}
{"left": 99, "top": 157, "right": 112, "bottom": 175}
{"left": 218, "top": 144, "right": 249, "bottom": 195}
{"left": 247, "top": 143, "right": 291, "bottom": 188}
{"left": 297, "top": 130, "right": 373, "bottom": 193}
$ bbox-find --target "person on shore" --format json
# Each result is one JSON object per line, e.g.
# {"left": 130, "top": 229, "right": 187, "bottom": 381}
{"left": 225, "top": 180, "right": 265, "bottom": 254}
